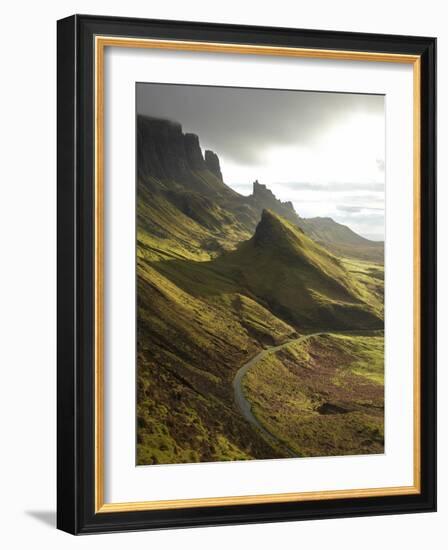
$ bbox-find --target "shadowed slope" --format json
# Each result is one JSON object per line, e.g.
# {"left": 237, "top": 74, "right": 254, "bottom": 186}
{"left": 152, "top": 210, "right": 383, "bottom": 330}
{"left": 214, "top": 210, "right": 382, "bottom": 329}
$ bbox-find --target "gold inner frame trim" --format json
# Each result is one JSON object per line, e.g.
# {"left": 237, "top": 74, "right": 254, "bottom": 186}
{"left": 94, "top": 35, "right": 422, "bottom": 514}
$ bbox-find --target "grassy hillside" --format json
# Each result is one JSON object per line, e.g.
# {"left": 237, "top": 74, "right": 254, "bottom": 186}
{"left": 298, "top": 217, "right": 384, "bottom": 264}
{"left": 136, "top": 115, "right": 384, "bottom": 464}
{"left": 137, "top": 203, "right": 300, "bottom": 464}
{"left": 243, "top": 333, "right": 384, "bottom": 457}
{"left": 136, "top": 263, "right": 298, "bottom": 464}
{"left": 210, "top": 210, "right": 383, "bottom": 329}
{"left": 137, "top": 207, "right": 383, "bottom": 463}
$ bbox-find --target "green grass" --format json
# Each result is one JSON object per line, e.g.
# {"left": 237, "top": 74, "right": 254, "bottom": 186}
{"left": 136, "top": 255, "right": 298, "bottom": 464}
{"left": 243, "top": 333, "right": 384, "bottom": 457}
{"left": 136, "top": 179, "right": 385, "bottom": 463}
{"left": 148, "top": 211, "right": 384, "bottom": 332}
{"left": 326, "top": 333, "right": 384, "bottom": 385}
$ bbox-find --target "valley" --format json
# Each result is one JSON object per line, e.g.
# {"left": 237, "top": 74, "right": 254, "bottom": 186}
{"left": 136, "top": 115, "right": 384, "bottom": 465}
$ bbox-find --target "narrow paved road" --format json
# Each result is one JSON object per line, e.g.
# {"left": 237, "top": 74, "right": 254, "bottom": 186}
{"left": 232, "top": 332, "right": 327, "bottom": 457}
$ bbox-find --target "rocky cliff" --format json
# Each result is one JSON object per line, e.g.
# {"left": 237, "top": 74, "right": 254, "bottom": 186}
{"left": 137, "top": 116, "right": 191, "bottom": 181}
{"left": 204, "top": 150, "right": 223, "bottom": 180}
{"left": 137, "top": 114, "right": 235, "bottom": 201}
{"left": 251, "top": 180, "right": 301, "bottom": 227}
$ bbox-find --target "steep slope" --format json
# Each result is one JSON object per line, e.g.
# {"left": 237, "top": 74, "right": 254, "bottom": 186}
{"left": 299, "top": 216, "right": 374, "bottom": 246}
{"left": 211, "top": 210, "right": 383, "bottom": 329}
{"left": 137, "top": 115, "right": 255, "bottom": 258}
{"left": 247, "top": 181, "right": 383, "bottom": 263}
{"left": 251, "top": 180, "right": 301, "bottom": 226}
{"left": 137, "top": 260, "right": 298, "bottom": 464}
{"left": 137, "top": 209, "right": 382, "bottom": 464}
{"left": 137, "top": 254, "right": 299, "bottom": 465}
{"left": 150, "top": 210, "right": 382, "bottom": 332}
{"left": 137, "top": 115, "right": 235, "bottom": 200}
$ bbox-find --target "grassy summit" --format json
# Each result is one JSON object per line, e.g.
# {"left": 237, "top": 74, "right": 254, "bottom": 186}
{"left": 209, "top": 210, "right": 383, "bottom": 330}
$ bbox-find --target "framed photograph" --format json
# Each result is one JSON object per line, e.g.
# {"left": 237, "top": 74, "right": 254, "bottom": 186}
{"left": 57, "top": 14, "right": 436, "bottom": 534}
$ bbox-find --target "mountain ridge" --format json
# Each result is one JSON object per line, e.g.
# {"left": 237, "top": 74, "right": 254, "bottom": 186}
{"left": 136, "top": 115, "right": 385, "bottom": 465}
{"left": 215, "top": 210, "right": 382, "bottom": 329}
{"left": 137, "top": 114, "right": 383, "bottom": 263}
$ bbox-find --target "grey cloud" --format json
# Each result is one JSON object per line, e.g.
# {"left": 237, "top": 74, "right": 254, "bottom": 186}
{"left": 337, "top": 206, "right": 363, "bottom": 213}
{"left": 337, "top": 205, "right": 384, "bottom": 213}
{"left": 137, "top": 83, "right": 384, "bottom": 166}
{"left": 277, "top": 182, "right": 385, "bottom": 192}
{"left": 230, "top": 182, "right": 254, "bottom": 195}
{"left": 137, "top": 83, "right": 385, "bottom": 239}
{"left": 342, "top": 194, "right": 384, "bottom": 203}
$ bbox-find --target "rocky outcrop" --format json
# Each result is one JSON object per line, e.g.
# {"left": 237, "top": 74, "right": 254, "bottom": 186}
{"left": 184, "top": 133, "right": 206, "bottom": 171}
{"left": 253, "top": 180, "right": 279, "bottom": 204}
{"left": 251, "top": 180, "right": 301, "bottom": 226}
{"left": 204, "top": 150, "right": 223, "bottom": 180}
{"left": 137, "top": 115, "right": 236, "bottom": 202}
{"left": 137, "top": 115, "right": 207, "bottom": 181}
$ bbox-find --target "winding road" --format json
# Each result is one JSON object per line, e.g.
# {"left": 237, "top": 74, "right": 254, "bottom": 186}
{"left": 232, "top": 332, "right": 327, "bottom": 457}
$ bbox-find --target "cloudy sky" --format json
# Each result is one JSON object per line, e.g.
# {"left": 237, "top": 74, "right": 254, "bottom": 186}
{"left": 137, "top": 83, "right": 385, "bottom": 241}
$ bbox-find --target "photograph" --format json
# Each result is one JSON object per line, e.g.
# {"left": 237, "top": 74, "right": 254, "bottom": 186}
{"left": 136, "top": 83, "right": 386, "bottom": 466}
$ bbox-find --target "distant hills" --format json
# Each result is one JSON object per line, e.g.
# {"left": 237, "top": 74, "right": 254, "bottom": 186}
{"left": 298, "top": 217, "right": 383, "bottom": 263}
{"left": 136, "top": 115, "right": 384, "bottom": 465}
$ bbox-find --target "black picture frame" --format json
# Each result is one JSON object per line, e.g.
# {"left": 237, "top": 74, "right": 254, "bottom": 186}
{"left": 57, "top": 14, "right": 436, "bottom": 535}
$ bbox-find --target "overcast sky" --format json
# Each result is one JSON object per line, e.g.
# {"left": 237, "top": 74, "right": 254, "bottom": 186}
{"left": 137, "top": 83, "right": 385, "bottom": 241}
